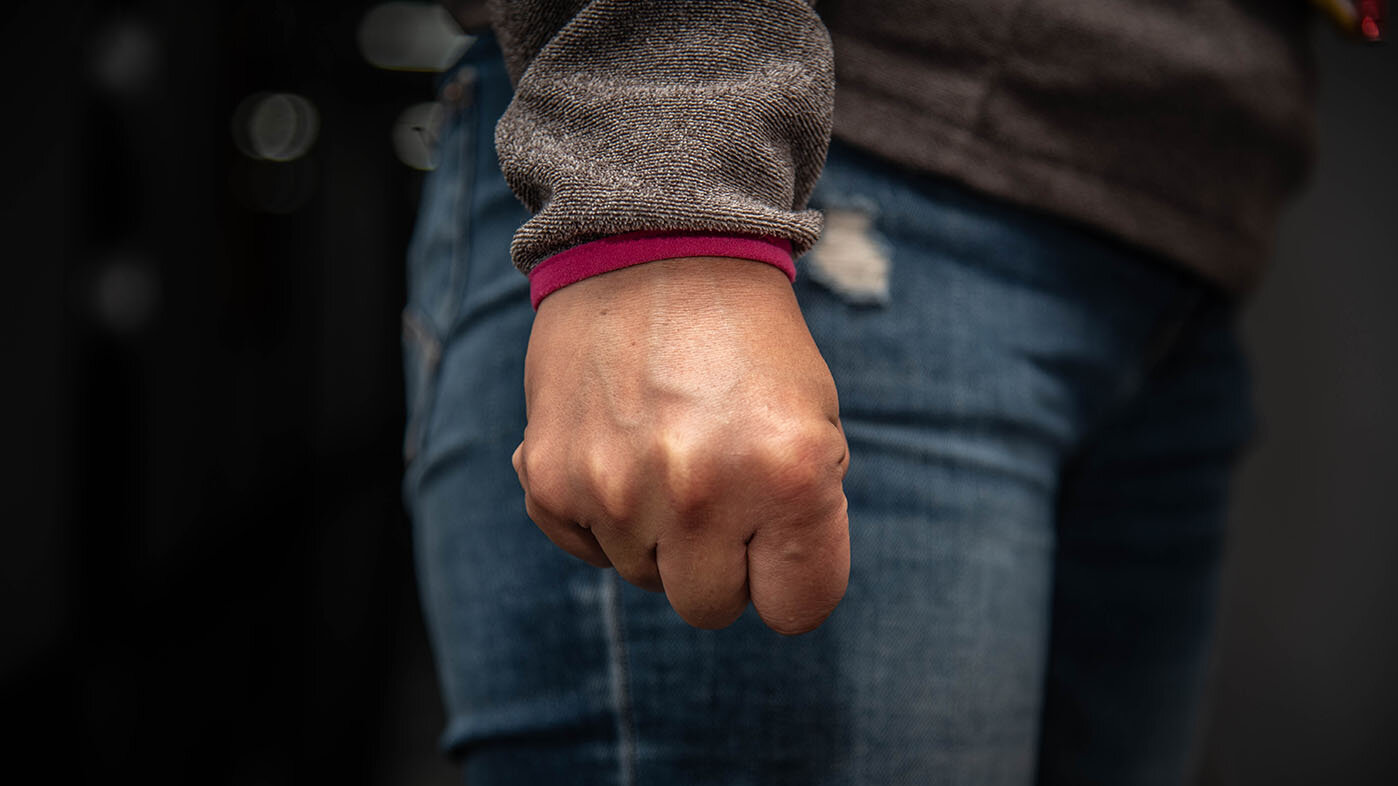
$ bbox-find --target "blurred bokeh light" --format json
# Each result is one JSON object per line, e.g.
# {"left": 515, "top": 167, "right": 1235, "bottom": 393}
{"left": 89, "top": 257, "right": 161, "bottom": 335}
{"left": 357, "top": 2, "right": 472, "bottom": 72}
{"left": 232, "top": 92, "right": 320, "bottom": 162}
{"left": 392, "top": 102, "right": 442, "bottom": 170}
{"left": 91, "top": 19, "right": 161, "bottom": 97}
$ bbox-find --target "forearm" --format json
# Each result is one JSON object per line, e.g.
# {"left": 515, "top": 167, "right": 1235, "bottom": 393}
{"left": 487, "top": 0, "right": 835, "bottom": 278}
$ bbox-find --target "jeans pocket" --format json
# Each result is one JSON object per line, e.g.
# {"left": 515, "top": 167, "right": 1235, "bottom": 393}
{"left": 402, "top": 66, "right": 479, "bottom": 465}
{"left": 405, "top": 67, "right": 479, "bottom": 334}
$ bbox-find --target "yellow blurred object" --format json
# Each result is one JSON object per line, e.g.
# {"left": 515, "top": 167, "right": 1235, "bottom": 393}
{"left": 1312, "top": 0, "right": 1357, "bottom": 30}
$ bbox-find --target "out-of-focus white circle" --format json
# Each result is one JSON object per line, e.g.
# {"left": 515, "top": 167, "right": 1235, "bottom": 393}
{"left": 232, "top": 93, "right": 320, "bottom": 162}
{"left": 358, "top": 2, "right": 473, "bottom": 72}
{"left": 393, "top": 102, "right": 444, "bottom": 171}
{"left": 92, "top": 20, "right": 161, "bottom": 96}
{"left": 92, "top": 258, "right": 161, "bottom": 334}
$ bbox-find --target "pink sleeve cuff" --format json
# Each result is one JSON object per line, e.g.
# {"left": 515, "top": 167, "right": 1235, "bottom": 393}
{"left": 527, "top": 231, "right": 796, "bottom": 309}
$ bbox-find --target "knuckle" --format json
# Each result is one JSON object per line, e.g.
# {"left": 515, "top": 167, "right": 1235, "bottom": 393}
{"left": 522, "top": 457, "right": 569, "bottom": 513}
{"left": 615, "top": 561, "right": 664, "bottom": 593}
{"left": 655, "top": 430, "right": 720, "bottom": 512}
{"left": 771, "top": 458, "right": 826, "bottom": 501}
{"left": 522, "top": 495, "right": 553, "bottom": 529}
{"left": 585, "top": 450, "right": 637, "bottom": 522}
{"left": 753, "top": 422, "right": 844, "bottom": 500}
{"left": 674, "top": 601, "right": 745, "bottom": 631}
{"left": 758, "top": 591, "right": 842, "bottom": 637}
{"left": 519, "top": 445, "right": 546, "bottom": 482}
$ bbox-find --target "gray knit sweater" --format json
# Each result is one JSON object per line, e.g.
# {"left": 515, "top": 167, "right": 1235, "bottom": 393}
{"left": 476, "top": 0, "right": 1316, "bottom": 291}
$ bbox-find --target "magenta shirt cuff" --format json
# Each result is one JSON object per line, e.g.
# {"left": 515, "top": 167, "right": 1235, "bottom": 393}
{"left": 527, "top": 231, "right": 796, "bottom": 309}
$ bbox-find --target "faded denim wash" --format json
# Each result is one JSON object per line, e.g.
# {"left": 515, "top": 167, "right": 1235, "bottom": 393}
{"left": 403, "top": 35, "right": 1253, "bottom": 786}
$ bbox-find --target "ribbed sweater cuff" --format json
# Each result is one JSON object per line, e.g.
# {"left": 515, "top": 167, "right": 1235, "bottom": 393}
{"left": 528, "top": 231, "right": 796, "bottom": 309}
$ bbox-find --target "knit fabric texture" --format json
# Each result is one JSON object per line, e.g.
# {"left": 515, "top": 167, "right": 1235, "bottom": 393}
{"left": 491, "top": 0, "right": 833, "bottom": 276}
{"left": 484, "top": 0, "right": 1316, "bottom": 291}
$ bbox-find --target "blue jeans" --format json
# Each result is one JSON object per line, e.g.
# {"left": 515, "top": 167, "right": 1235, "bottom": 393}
{"left": 404, "top": 36, "right": 1253, "bottom": 786}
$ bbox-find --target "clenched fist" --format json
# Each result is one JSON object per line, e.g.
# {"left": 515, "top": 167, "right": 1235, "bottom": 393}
{"left": 513, "top": 257, "right": 850, "bottom": 634}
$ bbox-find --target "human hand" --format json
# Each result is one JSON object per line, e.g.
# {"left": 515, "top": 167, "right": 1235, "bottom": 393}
{"left": 513, "top": 257, "right": 850, "bottom": 634}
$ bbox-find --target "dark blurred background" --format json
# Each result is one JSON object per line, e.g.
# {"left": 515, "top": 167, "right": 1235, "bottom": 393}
{"left": 3, "top": 2, "right": 1394, "bottom": 784}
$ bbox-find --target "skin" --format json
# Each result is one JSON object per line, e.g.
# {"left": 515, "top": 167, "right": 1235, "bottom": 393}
{"left": 513, "top": 257, "right": 850, "bottom": 635}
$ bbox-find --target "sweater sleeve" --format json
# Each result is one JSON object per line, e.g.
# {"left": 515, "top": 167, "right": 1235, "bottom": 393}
{"left": 487, "top": 0, "right": 835, "bottom": 294}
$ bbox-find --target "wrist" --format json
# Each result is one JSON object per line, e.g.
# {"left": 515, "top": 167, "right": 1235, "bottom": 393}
{"left": 527, "top": 231, "right": 795, "bottom": 309}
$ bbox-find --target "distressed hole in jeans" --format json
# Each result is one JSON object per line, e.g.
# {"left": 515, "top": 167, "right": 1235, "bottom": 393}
{"left": 806, "top": 208, "right": 892, "bottom": 305}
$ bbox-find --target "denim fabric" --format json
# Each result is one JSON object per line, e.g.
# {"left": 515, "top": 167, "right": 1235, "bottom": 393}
{"left": 404, "top": 35, "right": 1254, "bottom": 786}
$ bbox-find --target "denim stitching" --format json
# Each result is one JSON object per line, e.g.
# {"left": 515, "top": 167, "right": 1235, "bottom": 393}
{"left": 601, "top": 572, "right": 637, "bottom": 786}
{"left": 445, "top": 70, "right": 474, "bottom": 336}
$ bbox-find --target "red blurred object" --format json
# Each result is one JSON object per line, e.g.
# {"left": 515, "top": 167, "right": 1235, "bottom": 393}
{"left": 1358, "top": 0, "right": 1385, "bottom": 42}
